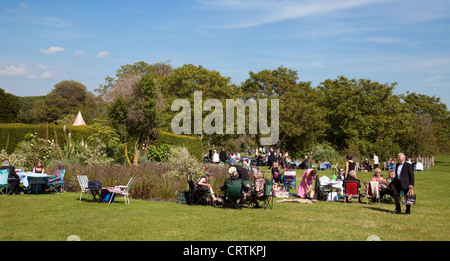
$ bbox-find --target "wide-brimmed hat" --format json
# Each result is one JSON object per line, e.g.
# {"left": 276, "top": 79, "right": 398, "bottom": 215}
{"left": 2, "top": 160, "right": 9, "bottom": 166}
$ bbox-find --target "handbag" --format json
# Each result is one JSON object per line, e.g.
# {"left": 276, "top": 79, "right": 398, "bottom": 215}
{"left": 404, "top": 189, "right": 416, "bottom": 205}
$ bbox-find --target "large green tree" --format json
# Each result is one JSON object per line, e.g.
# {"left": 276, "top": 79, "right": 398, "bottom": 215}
{"left": 241, "top": 66, "right": 327, "bottom": 151}
{"left": 0, "top": 88, "right": 21, "bottom": 123}
{"left": 158, "top": 64, "right": 240, "bottom": 145}
{"left": 316, "top": 76, "right": 405, "bottom": 157}
{"left": 96, "top": 61, "right": 173, "bottom": 102}
{"left": 400, "top": 93, "right": 450, "bottom": 156}
{"left": 41, "top": 80, "right": 100, "bottom": 124}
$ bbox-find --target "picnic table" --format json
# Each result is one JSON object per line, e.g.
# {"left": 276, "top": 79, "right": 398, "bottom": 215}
{"left": 319, "top": 177, "right": 343, "bottom": 201}
{"left": 17, "top": 172, "right": 56, "bottom": 196}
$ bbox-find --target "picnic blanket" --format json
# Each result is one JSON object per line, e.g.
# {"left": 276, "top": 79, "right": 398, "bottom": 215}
{"left": 277, "top": 198, "right": 318, "bottom": 204}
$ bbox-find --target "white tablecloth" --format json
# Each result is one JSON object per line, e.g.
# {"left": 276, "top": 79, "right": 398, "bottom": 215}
{"left": 17, "top": 172, "right": 49, "bottom": 188}
{"left": 320, "top": 176, "right": 343, "bottom": 192}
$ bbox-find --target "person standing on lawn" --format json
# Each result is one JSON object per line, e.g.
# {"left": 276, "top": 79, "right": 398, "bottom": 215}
{"left": 219, "top": 147, "right": 227, "bottom": 164}
{"left": 392, "top": 153, "right": 414, "bottom": 215}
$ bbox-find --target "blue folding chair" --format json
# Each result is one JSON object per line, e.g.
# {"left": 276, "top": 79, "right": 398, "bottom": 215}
{"left": 0, "top": 169, "right": 11, "bottom": 195}
{"left": 50, "top": 169, "right": 65, "bottom": 193}
{"left": 283, "top": 171, "right": 297, "bottom": 193}
{"left": 318, "top": 162, "right": 326, "bottom": 170}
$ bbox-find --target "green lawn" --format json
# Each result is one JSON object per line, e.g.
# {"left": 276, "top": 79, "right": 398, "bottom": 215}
{"left": 1, "top": 155, "right": 449, "bottom": 241}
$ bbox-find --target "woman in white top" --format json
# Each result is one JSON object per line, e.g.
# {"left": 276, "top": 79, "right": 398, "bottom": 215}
{"left": 212, "top": 150, "right": 220, "bottom": 164}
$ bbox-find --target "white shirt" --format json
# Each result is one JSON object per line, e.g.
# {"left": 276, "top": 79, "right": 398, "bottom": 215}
{"left": 397, "top": 161, "right": 404, "bottom": 179}
{"left": 213, "top": 153, "right": 219, "bottom": 163}
{"left": 373, "top": 155, "right": 379, "bottom": 165}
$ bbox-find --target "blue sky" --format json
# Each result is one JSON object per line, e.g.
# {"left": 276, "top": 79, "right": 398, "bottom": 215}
{"left": 1, "top": 0, "right": 450, "bottom": 106}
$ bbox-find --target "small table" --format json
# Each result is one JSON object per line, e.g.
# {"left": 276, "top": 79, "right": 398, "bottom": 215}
{"left": 290, "top": 161, "right": 301, "bottom": 168}
{"left": 320, "top": 180, "right": 343, "bottom": 201}
{"left": 17, "top": 172, "right": 56, "bottom": 196}
{"left": 90, "top": 188, "right": 103, "bottom": 202}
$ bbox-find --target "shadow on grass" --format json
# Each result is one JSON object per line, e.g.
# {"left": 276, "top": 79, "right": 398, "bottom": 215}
{"left": 364, "top": 206, "right": 393, "bottom": 213}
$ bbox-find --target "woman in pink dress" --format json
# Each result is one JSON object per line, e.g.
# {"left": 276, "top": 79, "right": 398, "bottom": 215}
{"left": 297, "top": 169, "right": 318, "bottom": 198}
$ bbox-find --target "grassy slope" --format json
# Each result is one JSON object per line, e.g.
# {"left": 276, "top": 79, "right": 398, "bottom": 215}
{"left": 1, "top": 156, "right": 449, "bottom": 241}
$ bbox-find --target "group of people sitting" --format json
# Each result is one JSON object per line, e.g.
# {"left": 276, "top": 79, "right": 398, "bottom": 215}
{"left": 359, "top": 158, "right": 373, "bottom": 172}
{"left": 330, "top": 166, "right": 398, "bottom": 202}
{"left": 0, "top": 159, "right": 64, "bottom": 195}
{"left": 193, "top": 165, "right": 266, "bottom": 208}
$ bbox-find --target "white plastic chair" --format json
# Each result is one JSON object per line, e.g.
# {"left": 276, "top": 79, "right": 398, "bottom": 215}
{"left": 77, "top": 175, "right": 91, "bottom": 202}
{"left": 109, "top": 177, "right": 134, "bottom": 204}
{"left": 331, "top": 162, "right": 338, "bottom": 172}
{"left": 415, "top": 162, "right": 424, "bottom": 171}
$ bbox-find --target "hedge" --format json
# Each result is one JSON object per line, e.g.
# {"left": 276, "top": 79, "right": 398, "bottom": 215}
{"left": 0, "top": 124, "right": 203, "bottom": 160}
{"left": 153, "top": 130, "right": 203, "bottom": 160}
{"left": 0, "top": 123, "right": 90, "bottom": 154}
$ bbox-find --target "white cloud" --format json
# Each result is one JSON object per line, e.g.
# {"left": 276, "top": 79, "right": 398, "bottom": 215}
{"left": 74, "top": 50, "right": 84, "bottom": 56}
{"left": 40, "top": 46, "right": 65, "bottom": 54}
{"left": 0, "top": 65, "right": 26, "bottom": 76}
{"left": 200, "top": 0, "right": 392, "bottom": 28}
{"left": 5, "top": 2, "right": 28, "bottom": 12}
{"left": 40, "top": 71, "right": 53, "bottom": 79}
{"left": 96, "top": 51, "right": 110, "bottom": 58}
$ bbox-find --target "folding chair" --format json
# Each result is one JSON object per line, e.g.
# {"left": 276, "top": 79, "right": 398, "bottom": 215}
{"left": 0, "top": 169, "right": 11, "bottom": 195}
{"left": 188, "top": 176, "right": 213, "bottom": 206}
{"left": 223, "top": 178, "right": 244, "bottom": 209}
{"left": 318, "top": 162, "right": 326, "bottom": 170}
{"left": 188, "top": 179, "right": 208, "bottom": 205}
{"left": 331, "top": 162, "right": 339, "bottom": 174}
{"left": 50, "top": 169, "right": 65, "bottom": 193}
{"left": 109, "top": 177, "right": 134, "bottom": 204}
{"left": 366, "top": 181, "right": 380, "bottom": 205}
{"left": 343, "top": 181, "right": 360, "bottom": 204}
{"left": 243, "top": 180, "right": 253, "bottom": 189}
{"left": 242, "top": 180, "right": 254, "bottom": 206}
{"left": 283, "top": 171, "right": 296, "bottom": 193}
{"left": 77, "top": 175, "right": 91, "bottom": 202}
{"left": 257, "top": 179, "right": 274, "bottom": 209}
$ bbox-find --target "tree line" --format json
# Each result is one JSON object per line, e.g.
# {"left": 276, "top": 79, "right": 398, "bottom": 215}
{"left": 1, "top": 61, "right": 449, "bottom": 160}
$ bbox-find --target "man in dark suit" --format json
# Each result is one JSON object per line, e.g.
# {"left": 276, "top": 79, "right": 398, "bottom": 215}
{"left": 392, "top": 153, "right": 414, "bottom": 215}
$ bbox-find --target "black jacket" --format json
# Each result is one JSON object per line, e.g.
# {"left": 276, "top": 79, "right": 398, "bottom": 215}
{"left": 231, "top": 165, "right": 249, "bottom": 181}
{"left": 219, "top": 150, "right": 227, "bottom": 162}
{"left": 394, "top": 161, "right": 414, "bottom": 190}
{"left": 0, "top": 165, "right": 19, "bottom": 179}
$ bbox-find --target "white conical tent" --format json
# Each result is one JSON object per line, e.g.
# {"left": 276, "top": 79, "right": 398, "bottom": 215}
{"left": 72, "top": 111, "right": 86, "bottom": 126}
